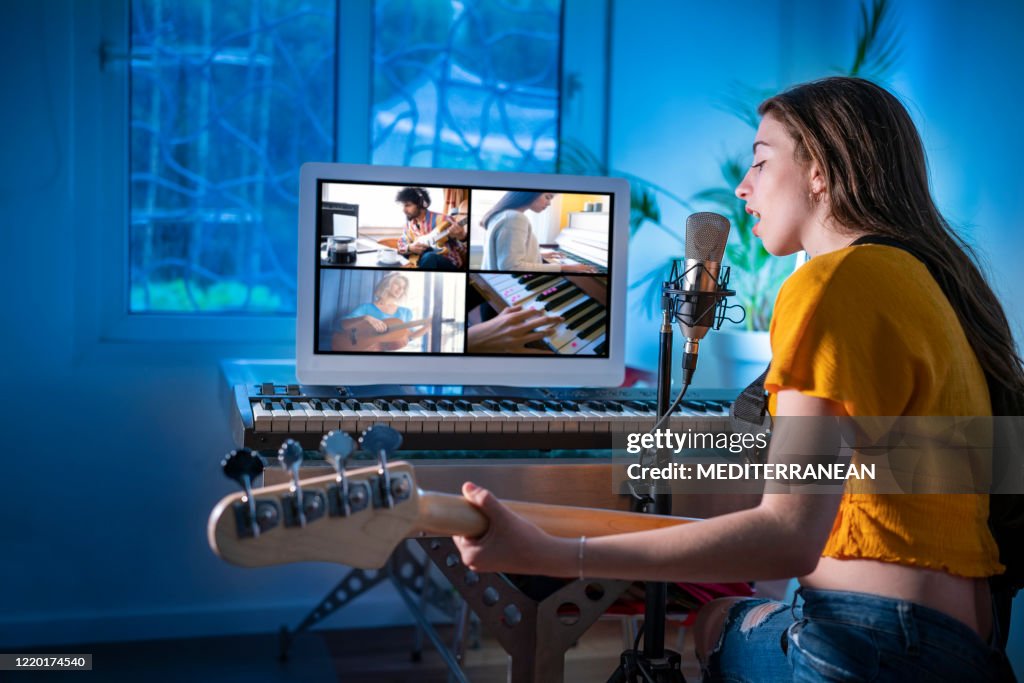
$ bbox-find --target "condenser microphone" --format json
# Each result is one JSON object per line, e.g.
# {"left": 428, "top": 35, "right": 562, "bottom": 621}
{"left": 678, "top": 212, "right": 730, "bottom": 384}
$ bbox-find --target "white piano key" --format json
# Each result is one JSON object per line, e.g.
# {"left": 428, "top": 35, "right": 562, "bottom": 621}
{"left": 516, "top": 407, "right": 549, "bottom": 433}
{"left": 401, "top": 406, "right": 425, "bottom": 434}
{"left": 252, "top": 402, "right": 273, "bottom": 432}
{"left": 578, "top": 333, "right": 607, "bottom": 356}
{"left": 413, "top": 404, "right": 442, "bottom": 433}
{"left": 337, "top": 408, "right": 359, "bottom": 432}
{"left": 500, "top": 410, "right": 524, "bottom": 433}
{"left": 299, "top": 402, "right": 324, "bottom": 435}
{"left": 435, "top": 408, "right": 457, "bottom": 432}
{"left": 450, "top": 407, "right": 475, "bottom": 433}
{"left": 269, "top": 403, "right": 290, "bottom": 432}
{"left": 355, "top": 403, "right": 380, "bottom": 432}
{"left": 285, "top": 404, "right": 307, "bottom": 432}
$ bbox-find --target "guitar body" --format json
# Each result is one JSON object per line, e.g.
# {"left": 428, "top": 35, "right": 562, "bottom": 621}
{"left": 332, "top": 317, "right": 428, "bottom": 352}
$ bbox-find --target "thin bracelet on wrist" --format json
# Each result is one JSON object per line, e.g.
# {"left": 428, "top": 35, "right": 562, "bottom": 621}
{"left": 578, "top": 535, "right": 586, "bottom": 580}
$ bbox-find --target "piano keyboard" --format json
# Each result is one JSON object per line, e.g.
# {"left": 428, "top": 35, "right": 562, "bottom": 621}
{"left": 473, "top": 273, "right": 608, "bottom": 356}
{"left": 232, "top": 383, "right": 738, "bottom": 451}
{"left": 545, "top": 211, "right": 610, "bottom": 272}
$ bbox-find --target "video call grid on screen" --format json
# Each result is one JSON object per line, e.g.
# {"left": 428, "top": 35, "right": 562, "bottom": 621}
{"left": 313, "top": 178, "right": 614, "bottom": 359}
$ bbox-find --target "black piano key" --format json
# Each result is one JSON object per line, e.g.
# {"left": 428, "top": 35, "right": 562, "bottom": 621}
{"left": 562, "top": 299, "right": 594, "bottom": 320}
{"left": 523, "top": 275, "right": 558, "bottom": 291}
{"left": 544, "top": 400, "right": 565, "bottom": 411}
{"left": 482, "top": 399, "right": 501, "bottom": 411}
{"left": 583, "top": 400, "right": 608, "bottom": 411}
{"left": 536, "top": 281, "right": 572, "bottom": 301}
{"left": 393, "top": 399, "right": 410, "bottom": 411}
{"left": 525, "top": 399, "right": 547, "bottom": 411}
{"left": 561, "top": 400, "right": 580, "bottom": 411}
{"left": 261, "top": 399, "right": 273, "bottom": 410}
{"left": 544, "top": 287, "right": 581, "bottom": 310}
{"left": 437, "top": 399, "right": 455, "bottom": 411}
{"left": 566, "top": 304, "right": 601, "bottom": 330}
{"left": 309, "top": 398, "right": 324, "bottom": 410}
{"left": 592, "top": 341, "right": 607, "bottom": 355}
{"left": 344, "top": 398, "right": 361, "bottom": 410}
{"left": 625, "top": 400, "right": 647, "bottom": 411}
{"left": 374, "top": 398, "right": 392, "bottom": 411}
{"left": 499, "top": 399, "right": 519, "bottom": 411}
{"left": 455, "top": 399, "right": 473, "bottom": 412}
{"left": 421, "top": 399, "right": 437, "bottom": 411}
{"left": 577, "top": 315, "right": 607, "bottom": 339}
{"left": 329, "top": 399, "right": 344, "bottom": 410}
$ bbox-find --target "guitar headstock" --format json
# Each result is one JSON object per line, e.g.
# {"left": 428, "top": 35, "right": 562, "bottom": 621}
{"left": 208, "top": 426, "right": 421, "bottom": 569}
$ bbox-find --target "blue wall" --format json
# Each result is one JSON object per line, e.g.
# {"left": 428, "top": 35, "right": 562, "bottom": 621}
{"left": 2, "top": 0, "right": 1022, "bottom": 671}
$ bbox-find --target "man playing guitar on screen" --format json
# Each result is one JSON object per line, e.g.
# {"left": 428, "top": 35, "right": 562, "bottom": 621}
{"left": 395, "top": 187, "right": 468, "bottom": 271}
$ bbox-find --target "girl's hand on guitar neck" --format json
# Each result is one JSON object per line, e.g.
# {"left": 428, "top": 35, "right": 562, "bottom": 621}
{"left": 453, "top": 482, "right": 575, "bottom": 577}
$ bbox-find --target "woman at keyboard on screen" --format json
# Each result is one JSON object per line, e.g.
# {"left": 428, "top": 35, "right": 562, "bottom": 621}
{"left": 455, "top": 77, "right": 1020, "bottom": 681}
{"left": 480, "top": 191, "right": 595, "bottom": 273}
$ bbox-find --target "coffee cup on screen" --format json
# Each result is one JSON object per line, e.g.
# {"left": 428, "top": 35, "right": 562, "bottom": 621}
{"left": 378, "top": 248, "right": 400, "bottom": 264}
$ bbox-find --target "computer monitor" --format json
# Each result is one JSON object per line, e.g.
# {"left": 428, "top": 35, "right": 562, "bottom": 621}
{"left": 296, "top": 162, "right": 629, "bottom": 386}
{"left": 321, "top": 202, "right": 358, "bottom": 238}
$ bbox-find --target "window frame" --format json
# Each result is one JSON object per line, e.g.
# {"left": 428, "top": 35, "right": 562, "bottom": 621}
{"left": 74, "top": 0, "right": 604, "bottom": 360}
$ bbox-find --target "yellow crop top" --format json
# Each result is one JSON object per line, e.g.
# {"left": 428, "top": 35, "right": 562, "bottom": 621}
{"left": 765, "top": 244, "right": 1003, "bottom": 577}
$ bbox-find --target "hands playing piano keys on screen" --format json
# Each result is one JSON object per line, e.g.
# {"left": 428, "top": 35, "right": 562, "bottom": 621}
{"left": 466, "top": 304, "right": 564, "bottom": 353}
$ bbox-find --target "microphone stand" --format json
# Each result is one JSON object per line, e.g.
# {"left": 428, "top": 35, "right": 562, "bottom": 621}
{"left": 608, "top": 261, "right": 737, "bottom": 683}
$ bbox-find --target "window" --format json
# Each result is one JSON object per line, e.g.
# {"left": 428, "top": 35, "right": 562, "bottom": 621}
{"left": 371, "top": 0, "right": 562, "bottom": 171}
{"left": 127, "top": 0, "right": 564, "bottom": 317}
{"left": 129, "top": 0, "right": 336, "bottom": 315}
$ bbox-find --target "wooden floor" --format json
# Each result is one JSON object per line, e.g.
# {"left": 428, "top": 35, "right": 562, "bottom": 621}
{"left": 11, "top": 621, "right": 702, "bottom": 682}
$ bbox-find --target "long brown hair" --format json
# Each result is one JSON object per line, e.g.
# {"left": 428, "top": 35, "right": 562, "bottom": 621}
{"left": 759, "top": 77, "right": 1024, "bottom": 412}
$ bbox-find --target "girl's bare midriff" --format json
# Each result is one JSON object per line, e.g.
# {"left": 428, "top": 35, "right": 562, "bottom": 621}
{"left": 802, "top": 557, "right": 991, "bottom": 639}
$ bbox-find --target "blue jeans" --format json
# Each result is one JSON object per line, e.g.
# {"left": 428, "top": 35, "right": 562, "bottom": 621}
{"left": 702, "top": 588, "right": 1012, "bottom": 682}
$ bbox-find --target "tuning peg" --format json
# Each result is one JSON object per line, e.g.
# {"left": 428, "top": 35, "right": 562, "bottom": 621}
{"left": 360, "top": 425, "right": 403, "bottom": 456}
{"left": 222, "top": 448, "right": 264, "bottom": 489}
{"left": 278, "top": 439, "right": 304, "bottom": 472}
{"left": 221, "top": 449, "right": 265, "bottom": 537}
{"left": 277, "top": 439, "right": 306, "bottom": 526}
{"left": 320, "top": 431, "right": 355, "bottom": 471}
{"left": 361, "top": 425, "right": 402, "bottom": 509}
{"left": 320, "top": 431, "right": 360, "bottom": 517}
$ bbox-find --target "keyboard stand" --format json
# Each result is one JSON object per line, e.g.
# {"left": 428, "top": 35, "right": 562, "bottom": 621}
{"left": 419, "top": 537, "right": 630, "bottom": 683}
{"left": 279, "top": 540, "right": 475, "bottom": 682}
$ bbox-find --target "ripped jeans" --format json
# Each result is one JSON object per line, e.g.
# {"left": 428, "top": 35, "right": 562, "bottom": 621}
{"left": 702, "top": 588, "right": 1012, "bottom": 682}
